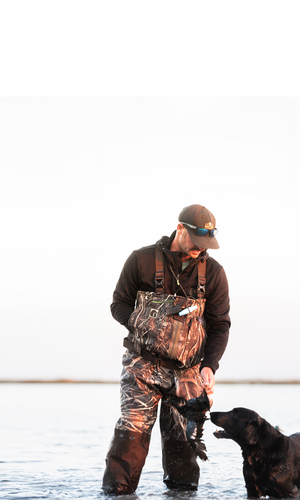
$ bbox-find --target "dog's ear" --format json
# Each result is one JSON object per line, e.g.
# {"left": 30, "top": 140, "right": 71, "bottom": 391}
{"left": 245, "top": 419, "right": 260, "bottom": 445}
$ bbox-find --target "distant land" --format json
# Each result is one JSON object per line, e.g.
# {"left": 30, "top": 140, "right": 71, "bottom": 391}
{"left": 1, "top": 379, "right": 300, "bottom": 384}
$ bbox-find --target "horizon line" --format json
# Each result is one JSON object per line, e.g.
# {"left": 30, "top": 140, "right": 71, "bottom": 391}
{"left": 1, "top": 379, "right": 300, "bottom": 385}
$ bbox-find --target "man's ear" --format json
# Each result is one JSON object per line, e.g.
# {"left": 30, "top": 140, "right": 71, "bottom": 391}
{"left": 245, "top": 420, "right": 260, "bottom": 445}
{"left": 177, "top": 223, "right": 185, "bottom": 233}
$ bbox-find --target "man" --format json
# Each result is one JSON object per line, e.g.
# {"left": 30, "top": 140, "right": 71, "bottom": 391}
{"left": 102, "top": 204, "right": 230, "bottom": 495}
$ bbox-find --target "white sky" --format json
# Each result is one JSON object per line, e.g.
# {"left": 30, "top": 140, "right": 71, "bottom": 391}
{"left": 1, "top": 2, "right": 299, "bottom": 382}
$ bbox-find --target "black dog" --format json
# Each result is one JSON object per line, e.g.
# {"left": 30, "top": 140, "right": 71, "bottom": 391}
{"left": 211, "top": 407, "right": 300, "bottom": 498}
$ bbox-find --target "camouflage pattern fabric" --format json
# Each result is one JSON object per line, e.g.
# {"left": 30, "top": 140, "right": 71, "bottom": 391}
{"left": 127, "top": 292, "right": 206, "bottom": 368}
{"left": 115, "top": 350, "right": 207, "bottom": 449}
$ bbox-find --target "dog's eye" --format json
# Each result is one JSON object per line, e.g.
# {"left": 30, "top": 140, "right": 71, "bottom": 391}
{"left": 232, "top": 410, "right": 237, "bottom": 418}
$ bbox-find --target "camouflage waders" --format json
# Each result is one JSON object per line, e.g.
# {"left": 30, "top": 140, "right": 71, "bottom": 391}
{"left": 102, "top": 249, "right": 208, "bottom": 495}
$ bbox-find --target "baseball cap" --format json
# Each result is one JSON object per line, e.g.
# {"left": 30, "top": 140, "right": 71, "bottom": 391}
{"left": 178, "top": 204, "right": 219, "bottom": 249}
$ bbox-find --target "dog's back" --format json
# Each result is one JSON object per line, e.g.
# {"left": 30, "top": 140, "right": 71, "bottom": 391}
{"left": 290, "top": 432, "right": 300, "bottom": 446}
{"left": 289, "top": 432, "right": 300, "bottom": 483}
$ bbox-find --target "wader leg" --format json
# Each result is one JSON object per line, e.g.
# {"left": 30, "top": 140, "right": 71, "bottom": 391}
{"left": 102, "top": 428, "right": 151, "bottom": 496}
{"left": 162, "top": 436, "right": 200, "bottom": 491}
{"left": 160, "top": 399, "right": 200, "bottom": 491}
{"left": 102, "top": 353, "right": 162, "bottom": 495}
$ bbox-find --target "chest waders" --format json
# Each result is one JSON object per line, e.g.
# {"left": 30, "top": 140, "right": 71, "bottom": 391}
{"left": 102, "top": 248, "right": 207, "bottom": 496}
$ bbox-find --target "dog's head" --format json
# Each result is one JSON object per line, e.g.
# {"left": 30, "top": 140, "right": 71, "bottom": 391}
{"left": 210, "top": 407, "right": 262, "bottom": 447}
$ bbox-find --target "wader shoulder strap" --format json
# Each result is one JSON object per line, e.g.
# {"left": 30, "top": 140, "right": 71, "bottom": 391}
{"left": 155, "top": 247, "right": 164, "bottom": 293}
{"left": 197, "top": 260, "right": 206, "bottom": 300}
{"left": 155, "top": 246, "right": 206, "bottom": 299}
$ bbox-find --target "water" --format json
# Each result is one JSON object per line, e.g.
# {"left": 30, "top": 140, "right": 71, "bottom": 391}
{"left": 2, "top": 383, "right": 300, "bottom": 500}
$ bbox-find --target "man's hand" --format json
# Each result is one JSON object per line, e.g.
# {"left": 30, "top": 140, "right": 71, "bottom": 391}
{"left": 200, "top": 366, "right": 215, "bottom": 402}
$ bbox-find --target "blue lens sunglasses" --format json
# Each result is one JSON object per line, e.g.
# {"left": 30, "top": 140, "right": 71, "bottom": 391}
{"left": 180, "top": 221, "right": 218, "bottom": 238}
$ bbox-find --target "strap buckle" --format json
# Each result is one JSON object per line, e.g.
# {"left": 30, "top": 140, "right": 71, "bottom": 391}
{"left": 197, "top": 283, "right": 206, "bottom": 294}
{"left": 155, "top": 278, "right": 164, "bottom": 290}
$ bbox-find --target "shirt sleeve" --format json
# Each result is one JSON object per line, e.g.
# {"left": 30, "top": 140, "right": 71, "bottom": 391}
{"left": 201, "top": 265, "right": 231, "bottom": 373}
{"left": 110, "top": 251, "right": 140, "bottom": 329}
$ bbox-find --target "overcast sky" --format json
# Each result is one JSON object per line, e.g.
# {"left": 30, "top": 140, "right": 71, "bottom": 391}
{"left": 1, "top": 2, "right": 299, "bottom": 382}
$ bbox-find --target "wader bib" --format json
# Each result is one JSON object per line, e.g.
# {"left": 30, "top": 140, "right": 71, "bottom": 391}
{"left": 124, "top": 247, "right": 207, "bottom": 369}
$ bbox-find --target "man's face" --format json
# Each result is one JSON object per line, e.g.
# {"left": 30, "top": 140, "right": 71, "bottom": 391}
{"left": 178, "top": 226, "right": 204, "bottom": 258}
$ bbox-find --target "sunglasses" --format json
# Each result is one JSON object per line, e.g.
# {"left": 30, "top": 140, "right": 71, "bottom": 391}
{"left": 180, "top": 221, "right": 218, "bottom": 238}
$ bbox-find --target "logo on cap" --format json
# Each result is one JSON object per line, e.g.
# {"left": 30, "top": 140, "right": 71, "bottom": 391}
{"left": 204, "top": 222, "right": 214, "bottom": 230}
